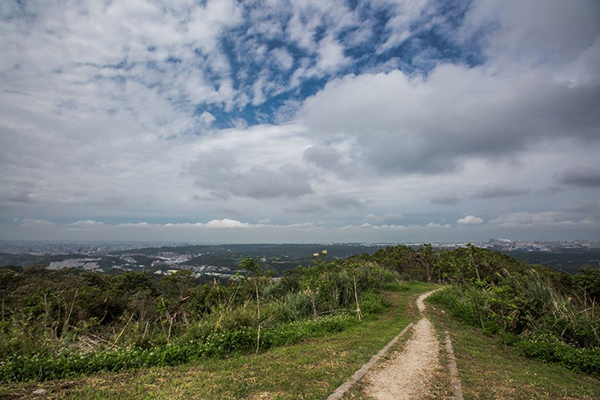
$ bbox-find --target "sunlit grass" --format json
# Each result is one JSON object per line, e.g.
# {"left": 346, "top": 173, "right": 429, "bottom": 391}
{"left": 428, "top": 300, "right": 600, "bottom": 400}
{"left": 0, "top": 282, "right": 438, "bottom": 399}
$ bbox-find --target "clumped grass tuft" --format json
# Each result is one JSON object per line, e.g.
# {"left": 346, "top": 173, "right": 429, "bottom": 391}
{"left": 0, "top": 314, "right": 358, "bottom": 382}
{"left": 0, "top": 260, "right": 405, "bottom": 382}
{"left": 429, "top": 299, "right": 600, "bottom": 400}
{"left": 429, "top": 270, "right": 600, "bottom": 376}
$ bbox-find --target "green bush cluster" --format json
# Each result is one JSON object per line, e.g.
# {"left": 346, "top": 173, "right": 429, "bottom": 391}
{"left": 5, "top": 243, "right": 597, "bottom": 381}
{"left": 428, "top": 287, "right": 501, "bottom": 334}
{"left": 0, "top": 314, "right": 356, "bottom": 382}
{"left": 356, "top": 243, "right": 600, "bottom": 375}
{"left": 429, "top": 280, "right": 600, "bottom": 376}
{"left": 0, "top": 259, "right": 400, "bottom": 382}
{"left": 516, "top": 335, "right": 600, "bottom": 376}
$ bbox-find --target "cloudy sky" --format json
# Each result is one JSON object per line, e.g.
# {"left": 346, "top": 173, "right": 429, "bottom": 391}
{"left": 1, "top": 0, "right": 599, "bottom": 243}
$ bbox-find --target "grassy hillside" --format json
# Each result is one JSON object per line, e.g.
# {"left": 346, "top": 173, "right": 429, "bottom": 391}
{"left": 1, "top": 245, "right": 599, "bottom": 398}
{"left": 0, "top": 283, "right": 436, "bottom": 399}
{"left": 428, "top": 301, "right": 600, "bottom": 399}
{"left": 0, "top": 258, "right": 412, "bottom": 382}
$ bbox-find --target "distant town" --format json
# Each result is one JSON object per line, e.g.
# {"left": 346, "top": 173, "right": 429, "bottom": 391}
{"left": 1, "top": 239, "right": 599, "bottom": 278}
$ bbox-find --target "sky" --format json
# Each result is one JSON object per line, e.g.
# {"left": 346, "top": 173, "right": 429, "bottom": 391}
{"left": 1, "top": 0, "right": 599, "bottom": 244}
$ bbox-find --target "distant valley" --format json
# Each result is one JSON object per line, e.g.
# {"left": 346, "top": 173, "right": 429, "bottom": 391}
{"left": 1, "top": 240, "right": 599, "bottom": 278}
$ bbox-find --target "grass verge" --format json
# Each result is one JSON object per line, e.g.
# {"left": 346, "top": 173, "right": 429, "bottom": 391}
{"left": 428, "top": 298, "right": 600, "bottom": 400}
{"left": 0, "top": 282, "right": 438, "bottom": 399}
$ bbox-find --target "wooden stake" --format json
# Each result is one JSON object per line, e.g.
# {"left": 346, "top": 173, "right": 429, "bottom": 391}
{"left": 255, "top": 280, "right": 261, "bottom": 354}
{"left": 353, "top": 276, "right": 362, "bottom": 321}
{"left": 310, "top": 287, "right": 318, "bottom": 321}
{"left": 63, "top": 289, "right": 78, "bottom": 333}
{"left": 112, "top": 314, "right": 134, "bottom": 348}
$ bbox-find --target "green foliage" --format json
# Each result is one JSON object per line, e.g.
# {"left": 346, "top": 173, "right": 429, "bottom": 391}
{"left": 358, "top": 291, "right": 387, "bottom": 315}
{"left": 5, "top": 242, "right": 596, "bottom": 382}
{"left": 0, "top": 258, "right": 401, "bottom": 382}
{"left": 0, "top": 314, "right": 357, "bottom": 382}
{"left": 430, "top": 278, "right": 600, "bottom": 376}
{"left": 574, "top": 265, "right": 600, "bottom": 301}
{"left": 113, "top": 271, "right": 155, "bottom": 294}
{"left": 238, "top": 257, "right": 267, "bottom": 278}
{"left": 389, "top": 243, "right": 600, "bottom": 376}
{"left": 516, "top": 335, "right": 600, "bottom": 376}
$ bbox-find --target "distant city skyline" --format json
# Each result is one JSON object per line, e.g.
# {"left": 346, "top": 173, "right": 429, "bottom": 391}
{"left": 1, "top": 1, "right": 599, "bottom": 243}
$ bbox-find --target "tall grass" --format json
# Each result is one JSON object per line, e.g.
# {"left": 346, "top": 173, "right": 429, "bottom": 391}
{"left": 0, "top": 313, "right": 358, "bottom": 382}
{"left": 429, "top": 270, "right": 600, "bottom": 375}
{"left": 0, "top": 261, "right": 402, "bottom": 382}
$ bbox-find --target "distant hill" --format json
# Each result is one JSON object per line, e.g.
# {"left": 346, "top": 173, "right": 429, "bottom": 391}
{"left": 499, "top": 248, "right": 600, "bottom": 274}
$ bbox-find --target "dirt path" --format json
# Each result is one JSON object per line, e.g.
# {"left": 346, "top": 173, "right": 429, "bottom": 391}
{"left": 364, "top": 290, "right": 440, "bottom": 400}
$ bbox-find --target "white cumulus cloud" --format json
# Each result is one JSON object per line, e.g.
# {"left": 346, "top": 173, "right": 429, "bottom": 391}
{"left": 457, "top": 215, "right": 484, "bottom": 225}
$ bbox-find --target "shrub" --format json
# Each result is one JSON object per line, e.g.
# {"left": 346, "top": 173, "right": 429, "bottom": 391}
{"left": 359, "top": 291, "right": 387, "bottom": 316}
{"left": 0, "top": 314, "right": 358, "bottom": 382}
{"left": 430, "top": 281, "right": 600, "bottom": 376}
{"left": 0, "top": 259, "right": 400, "bottom": 382}
{"left": 516, "top": 334, "right": 600, "bottom": 376}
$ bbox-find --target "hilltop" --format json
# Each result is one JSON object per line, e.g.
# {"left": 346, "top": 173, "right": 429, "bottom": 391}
{"left": 1, "top": 245, "right": 599, "bottom": 398}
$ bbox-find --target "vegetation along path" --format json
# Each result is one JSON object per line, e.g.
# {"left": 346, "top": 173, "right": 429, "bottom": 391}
{"left": 361, "top": 289, "right": 454, "bottom": 399}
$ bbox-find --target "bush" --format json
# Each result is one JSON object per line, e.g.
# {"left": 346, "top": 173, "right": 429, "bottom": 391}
{"left": 359, "top": 291, "right": 387, "bottom": 316}
{"left": 429, "top": 287, "right": 482, "bottom": 328}
{"left": 516, "top": 335, "right": 600, "bottom": 376}
{"left": 430, "top": 284, "right": 600, "bottom": 376}
{"left": 0, "top": 260, "right": 401, "bottom": 382}
{"left": 0, "top": 314, "right": 358, "bottom": 382}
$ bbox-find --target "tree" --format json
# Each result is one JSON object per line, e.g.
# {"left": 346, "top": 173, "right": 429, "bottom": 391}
{"left": 574, "top": 266, "right": 600, "bottom": 301}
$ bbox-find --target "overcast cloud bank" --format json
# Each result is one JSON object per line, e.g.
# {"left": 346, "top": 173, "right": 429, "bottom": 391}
{"left": 1, "top": 0, "right": 599, "bottom": 242}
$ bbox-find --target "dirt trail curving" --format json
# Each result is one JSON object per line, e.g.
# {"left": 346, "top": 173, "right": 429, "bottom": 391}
{"left": 364, "top": 290, "right": 440, "bottom": 400}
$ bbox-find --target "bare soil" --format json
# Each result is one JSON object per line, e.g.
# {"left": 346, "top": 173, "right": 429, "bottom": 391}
{"left": 364, "top": 290, "right": 440, "bottom": 400}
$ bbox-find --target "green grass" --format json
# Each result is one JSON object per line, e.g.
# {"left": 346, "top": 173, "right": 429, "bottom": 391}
{"left": 428, "top": 298, "right": 600, "bottom": 400}
{"left": 0, "top": 282, "right": 438, "bottom": 399}
{"left": 0, "top": 314, "right": 360, "bottom": 383}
